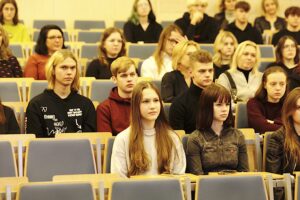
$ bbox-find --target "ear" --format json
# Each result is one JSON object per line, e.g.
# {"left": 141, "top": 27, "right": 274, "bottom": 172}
{"left": 111, "top": 76, "right": 117, "bottom": 84}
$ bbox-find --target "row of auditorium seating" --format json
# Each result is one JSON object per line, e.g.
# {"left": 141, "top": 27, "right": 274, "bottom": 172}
{"left": 4, "top": 173, "right": 294, "bottom": 200}
{"left": 0, "top": 132, "right": 297, "bottom": 200}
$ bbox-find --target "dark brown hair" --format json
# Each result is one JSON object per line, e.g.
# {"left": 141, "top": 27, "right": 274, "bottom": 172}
{"left": 275, "top": 35, "right": 299, "bottom": 64}
{"left": 282, "top": 88, "right": 300, "bottom": 165}
{"left": 0, "top": 0, "right": 18, "bottom": 25}
{"left": 0, "top": 100, "right": 6, "bottom": 124}
{"left": 235, "top": 1, "right": 250, "bottom": 12}
{"left": 196, "top": 83, "right": 233, "bottom": 131}
{"left": 285, "top": 6, "right": 300, "bottom": 17}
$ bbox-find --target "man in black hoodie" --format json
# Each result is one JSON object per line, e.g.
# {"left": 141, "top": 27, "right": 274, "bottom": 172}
{"left": 25, "top": 50, "right": 97, "bottom": 137}
{"left": 175, "top": 0, "right": 219, "bottom": 43}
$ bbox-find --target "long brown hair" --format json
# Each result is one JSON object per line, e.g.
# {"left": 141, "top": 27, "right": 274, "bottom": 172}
{"left": 0, "top": 100, "right": 6, "bottom": 124}
{"left": 98, "top": 27, "right": 126, "bottom": 66}
{"left": 153, "top": 24, "right": 183, "bottom": 74}
{"left": 282, "top": 88, "right": 300, "bottom": 165}
{"left": 0, "top": 25, "right": 12, "bottom": 60}
{"left": 128, "top": 81, "right": 175, "bottom": 177}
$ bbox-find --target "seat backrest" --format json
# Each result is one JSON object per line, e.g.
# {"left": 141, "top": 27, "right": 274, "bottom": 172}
{"left": 29, "top": 81, "right": 48, "bottom": 100}
{"left": 295, "top": 173, "right": 300, "bottom": 200}
{"left": 114, "top": 20, "right": 125, "bottom": 29}
{"left": 259, "top": 45, "right": 275, "bottom": 59}
{"left": 25, "top": 139, "right": 96, "bottom": 182}
{"left": 235, "top": 102, "right": 248, "bottom": 128}
{"left": 77, "top": 31, "right": 102, "bottom": 43}
{"left": 0, "top": 82, "right": 21, "bottom": 102}
{"left": 103, "top": 137, "right": 115, "bottom": 173}
{"left": 196, "top": 175, "right": 268, "bottom": 200}
{"left": 239, "top": 128, "right": 262, "bottom": 172}
{"left": 9, "top": 44, "right": 24, "bottom": 58}
{"left": 80, "top": 44, "right": 98, "bottom": 59}
{"left": 258, "top": 61, "right": 273, "bottom": 72}
{"left": 33, "top": 20, "right": 66, "bottom": 29}
{"left": 199, "top": 44, "right": 214, "bottom": 55}
{"left": 161, "top": 20, "right": 173, "bottom": 28}
{"left": 0, "top": 141, "right": 17, "bottom": 177}
{"left": 18, "top": 182, "right": 95, "bottom": 200}
{"left": 89, "top": 80, "right": 115, "bottom": 103}
{"left": 128, "top": 44, "right": 157, "bottom": 59}
{"left": 110, "top": 178, "right": 184, "bottom": 200}
{"left": 74, "top": 20, "right": 105, "bottom": 30}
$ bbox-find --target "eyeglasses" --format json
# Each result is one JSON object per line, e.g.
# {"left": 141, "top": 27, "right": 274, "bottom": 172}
{"left": 47, "top": 35, "right": 63, "bottom": 40}
{"left": 283, "top": 44, "right": 296, "bottom": 49}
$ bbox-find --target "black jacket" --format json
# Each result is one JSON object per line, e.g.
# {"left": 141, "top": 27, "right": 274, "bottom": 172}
{"left": 0, "top": 105, "right": 20, "bottom": 134}
{"left": 175, "top": 12, "right": 219, "bottom": 43}
{"left": 226, "top": 22, "right": 263, "bottom": 44}
{"left": 26, "top": 90, "right": 96, "bottom": 137}
{"left": 169, "top": 83, "right": 203, "bottom": 134}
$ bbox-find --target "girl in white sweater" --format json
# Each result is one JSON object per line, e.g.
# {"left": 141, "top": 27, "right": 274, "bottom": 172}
{"left": 111, "top": 81, "right": 186, "bottom": 177}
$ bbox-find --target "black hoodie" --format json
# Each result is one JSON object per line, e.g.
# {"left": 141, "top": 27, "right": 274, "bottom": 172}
{"left": 26, "top": 90, "right": 96, "bottom": 137}
{"left": 175, "top": 12, "right": 219, "bottom": 43}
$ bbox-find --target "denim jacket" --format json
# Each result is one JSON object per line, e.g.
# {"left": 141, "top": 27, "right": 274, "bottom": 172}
{"left": 186, "top": 127, "right": 249, "bottom": 175}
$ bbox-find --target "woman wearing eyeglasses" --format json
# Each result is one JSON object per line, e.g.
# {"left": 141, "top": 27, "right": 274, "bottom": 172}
{"left": 24, "top": 25, "right": 66, "bottom": 80}
{"left": 140, "top": 24, "right": 185, "bottom": 80}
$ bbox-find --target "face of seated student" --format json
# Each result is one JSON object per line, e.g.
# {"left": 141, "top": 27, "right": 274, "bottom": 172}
{"left": 235, "top": 8, "right": 249, "bottom": 24}
{"left": 264, "top": 72, "right": 286, "bottom": 103}
{"left": 282, "top": 39, "right": 297, "bottom": 61}
{"left": 220, "top": 36, "right": 235, "bottom": 58}
{"left": 237, "top": 45, "right": 257, "bottom": 71}
{"left": 54, "top": 57, "right": 77, "bottom": 88}
{"left": 113, "top": 65, "right": 138, "bottom": 97}
{"left": 163, "top": 31, "right": 181, "bottom": 57}
{"left": 136, "top": 0, "right": 151, "bottom": 18}
{"left": 104, "top": 32, "right": 123, "bottom": 58}
{"left": 140, "top": 88, "right": 161, "bottom": 124}
{"left": 213, "top": 100, "right": 230, "bottom": 123}
{"left": 286, "top": 14, "right": 300, "bottom": 29}
{"left": 2, "top": 3, "right": 15, "bottom": 23}
{"left": 178, "top": 45, "right": 198, "bottom": 77}
{"left": 46, "top": 29, "right": 63, "bottom": 55}
{"left": 263, "top": 0, "right": 277, "bottom": 15}
{"left": 191, "top": 61, "right": 213, "bottom": 89}
{"left": 224, "top": 0, "right": 236, "bottom": 12}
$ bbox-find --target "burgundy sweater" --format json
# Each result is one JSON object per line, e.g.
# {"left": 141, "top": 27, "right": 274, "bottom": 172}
{"left": 96, "top": 87, "right": 131, "bottom": 136}
{"left": 247, "top": 98, "right": 283, "bottom": 133}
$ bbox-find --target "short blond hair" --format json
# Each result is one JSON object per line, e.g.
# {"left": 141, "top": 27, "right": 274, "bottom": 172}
{"left": 172, "top": 40, "right": 199, "bottom": 70}
{"left": 45, "top": 49, "right": 80, "bottom": 91}
{"left": 230, "top": 40, "right": 261, "bottom": 74}
{"left": 186, "top": 0, "right": 208, "bottom": 7}
{"left": 110, "top": 56, "right": 136, "bottom": 77}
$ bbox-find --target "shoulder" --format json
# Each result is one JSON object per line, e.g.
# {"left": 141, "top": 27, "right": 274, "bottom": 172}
{"left": 72, "top": 93, "right": 94, "bottom": 105}
{"left": 3, "top": 105, "right": 14, "bottom": 115}
{"left": 115, "top": 127, "right": 130, "bottom": 142}
{"left": 254, "top": 16, "right": 265, "bottom": 22}
{"left": 270, "top": 127, "right": 285, "bottom": 141}
{"left": 247, "top": 97, "right": 263, "bottom": 107}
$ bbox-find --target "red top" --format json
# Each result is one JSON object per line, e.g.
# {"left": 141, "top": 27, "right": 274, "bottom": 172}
{"left": 24, "top": 53, "right": 50, "bottom": 80}
{"left": 96, "top": 87, "right": 131, "bottom": 136}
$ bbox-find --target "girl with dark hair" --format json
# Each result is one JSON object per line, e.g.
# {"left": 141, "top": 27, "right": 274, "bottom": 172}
{"left": 111, "top": 81, "right": 186, "bottom": 178}
{"left": 0, "top": 25, "right": 22, "bottom": 77}
{"left": 24, "top": 25, "right": 66, "bottom": 80}
{"left": 266, "top": 88, "right": 300, "bottom": 174}
{"left": 187, "top": 83, "right": 248, "bottom": 175}
{"left": 124, "top": 0, "right": 162, "bottom": 43}
{"left": 268, "top": 35, "right": 300, "bottom": 90}
{"left": 0, "top": 0, "right": 30, "bottom": 43}
{"left": 86, "top": 27, "right": 126, "bottom": 79}
{"left": 247, "top": 67, "right": 287, "bottom": 133}
{"left": 0, "top": 99, "right": 19, "bottom": 134}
